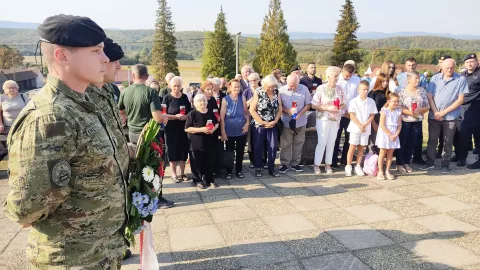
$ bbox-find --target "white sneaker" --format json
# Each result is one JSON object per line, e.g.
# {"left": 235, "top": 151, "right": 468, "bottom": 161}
{"left": 355, "top": 165, "right": 365, "bottom": 176}
{"left": 314, "top": 166, "right": 321, "bottom": 175}
{"left": 345, "top": 165, "right": 352, "bottom": 177}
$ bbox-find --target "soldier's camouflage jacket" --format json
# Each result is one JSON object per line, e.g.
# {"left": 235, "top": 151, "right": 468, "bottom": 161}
{"left": 3, "top": 76, "right": 128, "bottom": 269}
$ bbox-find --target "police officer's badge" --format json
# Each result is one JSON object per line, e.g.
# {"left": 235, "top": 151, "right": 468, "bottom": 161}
{"left": 51, "top": 160, "right": 72, "bottom": 187}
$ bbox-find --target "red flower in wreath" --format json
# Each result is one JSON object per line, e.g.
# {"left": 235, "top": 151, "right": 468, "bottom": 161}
{"left": 151, "top": 142, "right": 162, "bottom": 154}
{"left": 158, "top": 162, "right": 165, "bottom": 177}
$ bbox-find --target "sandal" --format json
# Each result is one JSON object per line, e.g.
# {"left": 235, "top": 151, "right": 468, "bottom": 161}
{"left": 236, "top": 172, "right": 245, "bottom": 178}
{"left": 325, "top": 165, "right": 333, "bottom": 174}
{"left": 397, "top": 166, "right": 407, "bottom": 174}
{"left": 386, "top": 173, "right": 395, "bottom": 180}
{"left": 179, "top": 174, "right": 188, "bottom": 181}
{"left": 255, "top": 169, "right": 262, "bottom": 177}
{"left": 196, "top": 183, "right": 206, "bottom": 189}
{"left": 377, "top": 172, "right": 385, "bottom": 180}
{"left": 404, "top": 164, "right": 413, "bottom": 173}
{"left": 226, "top": 173, "right": 232, "bottom": 180}
{"left": 172, "top": 176, "right": 180, "bottom": 183}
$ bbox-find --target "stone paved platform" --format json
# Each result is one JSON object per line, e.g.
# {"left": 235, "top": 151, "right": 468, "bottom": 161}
{"left": 1, "top": 155, "right": 480, "bottom": 269}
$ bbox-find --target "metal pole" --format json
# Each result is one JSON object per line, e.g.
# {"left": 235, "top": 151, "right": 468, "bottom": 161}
{"left": 235, "top": 33, "right": 241, "bottom": 75}
{"left": 12, "top": 53, "right": 16, "bottom": 81}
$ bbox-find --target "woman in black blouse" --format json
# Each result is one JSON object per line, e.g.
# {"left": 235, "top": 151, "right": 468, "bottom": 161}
{"left": 163, "top": 76, "right": 192, "bottom": 183}
{"left": 185, "top": 93, "right": 219, "bottom": 189}
{"left": 249, "top": 75, "right": 283, "bottom": 177}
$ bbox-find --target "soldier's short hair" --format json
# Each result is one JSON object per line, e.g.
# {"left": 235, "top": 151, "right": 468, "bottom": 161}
{"left": 132, "top": 64, "right": 148, "bottom": 79}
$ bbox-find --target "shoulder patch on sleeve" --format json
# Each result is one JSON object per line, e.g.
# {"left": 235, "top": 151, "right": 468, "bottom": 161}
{"left": 51, "top": 160, "right": 72, "bottom": 187}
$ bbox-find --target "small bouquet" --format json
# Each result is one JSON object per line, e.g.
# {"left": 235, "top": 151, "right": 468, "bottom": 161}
{"left": 125, "top": 119, "right": 165, "bottom": 246}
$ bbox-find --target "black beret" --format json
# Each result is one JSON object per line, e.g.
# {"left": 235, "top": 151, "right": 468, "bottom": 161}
{"left": 104, "top": 38, "right": 124, "bottom": 62}
{"left": 290, "top": 65, "right": 302, "bottom": 74}
{"left": 463, "top": 53, "right": 477, "bottom": 62}
{"left": 38, "top": 14, "right": 106, "bottom": 47}
{"left": 439, "top": 55, "right": 452, "bottom": 61}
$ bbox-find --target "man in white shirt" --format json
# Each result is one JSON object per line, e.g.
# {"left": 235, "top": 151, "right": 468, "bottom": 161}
{"left": 332, "top": 63, "right": 360, "bottom": 166}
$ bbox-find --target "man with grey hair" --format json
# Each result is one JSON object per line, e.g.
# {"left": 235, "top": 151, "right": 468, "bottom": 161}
{"left": 422, "top": 58, "right": 469, "bottom": 173}
{"left": 240, "top": 65, "right": 252, "bottom": 92}
{"left": 159, "top": 72, "right": 175, "bottom": 102}
{"left": 278, "top": 75, "right": 312, "bottom": 173}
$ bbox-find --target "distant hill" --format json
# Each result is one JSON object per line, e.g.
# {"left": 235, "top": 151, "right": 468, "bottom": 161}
{"left": 0, "top": 20, "right": 39, "bottom": 29}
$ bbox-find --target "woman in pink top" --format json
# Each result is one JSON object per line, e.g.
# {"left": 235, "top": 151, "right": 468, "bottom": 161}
{"left": 311, "top": 66, "right": 346, "bottom": 174}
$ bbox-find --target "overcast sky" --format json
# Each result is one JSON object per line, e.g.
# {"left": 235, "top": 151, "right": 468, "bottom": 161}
{"left": 3, "top": 0, "right": 478, "bottom": 35}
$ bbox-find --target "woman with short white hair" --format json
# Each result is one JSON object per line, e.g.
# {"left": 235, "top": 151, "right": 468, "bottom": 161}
{"left": 311, "top": 66, "right": 346, "bottom": 174}
{"left": 163, "top": 76, "right": 192, "bottom": 182}
{"left": 249, "top": 75, "right": 283, "bottom": 177}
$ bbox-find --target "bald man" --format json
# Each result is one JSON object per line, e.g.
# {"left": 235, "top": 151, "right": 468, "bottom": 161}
{"left": 278, "top": 75, "right": 312, "bottom": 173}
{"left": 422, "top": 58, "right": 469, "bottom": 173}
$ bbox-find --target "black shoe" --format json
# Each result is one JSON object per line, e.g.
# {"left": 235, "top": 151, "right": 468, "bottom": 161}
{"left": 435, "top": 153, "right": 442, "bottom": 159}
{"left": 451, "top": 155, "right": 459, "bottom": 162}
{"left": 268, "top": 170, "right": 280, "bottom": 177}
{"left": 158, "top": 198, "right": 174, "bottom": 209}
{"left": 413, "top": 157, "right": 427, "bottom": 165}
{"left": 292, "top": 165, "right": 304, "bottom": 172}
{"left": 0, "top": 151, "right": 7, "bottom": 162}
{"left": 457, "top": 160, "right": 466, "bottom": 167}
{"left": 420, "top": 164, "right": 435, "bottom": 171}
{"left": 123, "top": 249, "right": 132, "bottom": 260}
{"left": 279, "top": 165, "right": 289, "bottom": 174}
{"left": 474, "top": 149, "right": 479, "bottom": 155}
{"left": 468, "top": 159, "right": 480, "bottom": 169}
{"left": 441, "top": 166, "right": 450, "bottom": 174}
{"left": 255, "top": 169, "right": 262, "bottom": 177}
{"left": 211, "top": 182, "right": 220, "bottom": 188}
{"left": 331, "top": 163, "right": 339, "bottom": 168}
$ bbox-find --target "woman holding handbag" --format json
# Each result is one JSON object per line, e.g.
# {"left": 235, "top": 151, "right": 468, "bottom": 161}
{"left": 220, "top": 79, "right": 249, "bottom": 179}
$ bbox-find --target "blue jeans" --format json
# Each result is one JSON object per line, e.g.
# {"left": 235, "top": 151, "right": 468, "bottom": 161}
{"left": 253, "top": 126, "right": 278, "bottom": 171}
{"left": 396, "top": 121, "right": 422, "bottom": 165}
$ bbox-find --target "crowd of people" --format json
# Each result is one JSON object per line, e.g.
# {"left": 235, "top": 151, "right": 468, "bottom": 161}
{"left": 2, "top": 13, "right": 480, "bottom": 269}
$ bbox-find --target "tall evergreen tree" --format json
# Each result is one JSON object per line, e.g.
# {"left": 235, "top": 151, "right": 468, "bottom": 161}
{"left": 253, "top": 0, "right": 296, "bottom": 76}
{"left": 151, "top": 0, "right": 179, "bottom": 83}
{"left": 331, "top": 0, "right": 362, "bottom": 66}
{"left": 201, "top": 7, "right": 236, "bottom": 79}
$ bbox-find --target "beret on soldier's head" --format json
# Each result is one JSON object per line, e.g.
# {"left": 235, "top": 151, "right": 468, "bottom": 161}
{"left": 463, "top": 53, "right": 478, "bottom": 62}
{"left": 37, "top": 14, "right": 106, "bottom": 47}
{"left": 103, "top": 38, "right": 124, "bottom": 62}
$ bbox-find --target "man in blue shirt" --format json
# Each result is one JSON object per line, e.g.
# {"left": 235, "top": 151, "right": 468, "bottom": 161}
{"left": 422, "top": 59, "right": 469, "bottom": 173}
{"left": 397, "top": 57, "right": 428, "bottom": 165}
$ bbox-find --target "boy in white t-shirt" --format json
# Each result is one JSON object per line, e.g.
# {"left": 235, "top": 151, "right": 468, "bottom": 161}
{"left": 345, "top": 81, "right": 378, "bottom": 176}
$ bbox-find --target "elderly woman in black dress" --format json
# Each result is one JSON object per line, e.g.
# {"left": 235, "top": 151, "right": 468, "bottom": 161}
{"left": 163, "top": 76, "right": 192, "bottom": 182}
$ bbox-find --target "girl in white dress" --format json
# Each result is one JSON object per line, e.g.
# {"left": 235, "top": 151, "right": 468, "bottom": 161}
{"left": 376, "top": 93, "right": 402, "bottom": 180}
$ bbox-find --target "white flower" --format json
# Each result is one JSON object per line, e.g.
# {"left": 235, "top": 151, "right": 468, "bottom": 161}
{"left": 153, "top": 175, "right": 160, "bottom": 191}
{"left": 142, "top": 166, "right": 154, "bottom": 182}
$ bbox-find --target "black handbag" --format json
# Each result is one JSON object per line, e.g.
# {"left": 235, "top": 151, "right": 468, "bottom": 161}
{"left": 218, "top": 149, "right": 234, "bottom": 170}
{"left": 275, "top": 120, "right": 284, "bottom": 136}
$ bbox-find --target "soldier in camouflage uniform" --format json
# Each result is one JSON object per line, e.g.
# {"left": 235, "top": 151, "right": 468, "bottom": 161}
{"left": 3, "top": 15, "right": 128, "bottom": 269}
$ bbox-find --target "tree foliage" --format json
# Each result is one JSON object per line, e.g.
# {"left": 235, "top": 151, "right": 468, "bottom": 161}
{"left": 201, "top": 7, "right": 236, "bottom": 79}
{"left": 331, "top": 0, "right": 361, "bottom": 66}
{"left": 0, "top": 45, "right": 23, "bottom": 69}
{"left": 253, "top": 0, "right": 297, "bottom": 76}
{"left": 151, "top": 0, "right": 179, "bottom": 82}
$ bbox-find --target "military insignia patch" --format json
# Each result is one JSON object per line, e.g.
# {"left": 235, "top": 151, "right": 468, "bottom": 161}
{"left": 51, "top": 160, "right": 72, "bottom": 187}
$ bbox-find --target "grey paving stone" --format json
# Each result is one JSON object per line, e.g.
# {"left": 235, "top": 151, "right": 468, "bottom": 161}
{"left": 421, "top": 182, "right": 468, "bottom": 195}
{"left": 163, "top": 196, "right": 206, "bottom": 215}
{"left": 301, "top": 252, "right": 371, "bottom": 270}
{"left": 343, "top": 204, "right": 402, "bottom": 223}
{"left": 338, "top": 178, "right": 382, "bottom": 191}
{"left": 262, "top": 213, "right": 317, "bottom": 235}
{"left": 390, "top": 185, "right": 441, "bottom": 199}
{"left": 208, "top": 205, "right": 258, "bottom": 223}
{"left": 287, "top": 196, "right": 337, "bottom": 212}
{"left": 448, "top": 209, "right": 480, "bottom": 228}
{"left": 412, "top": 214, "right": 480, "bottom": 236}
{"left": 171, "top": 244, "right": 240, "bottom": 270}
{"left": 271, "top": 187, "right": 316, "bottom": 198}
{"left": 372, "top": 219, "right": 436, "bottom": 243}
{"left": 402, "top": 239, "right": 480, "bottom": 269}
{"left": 0, "top": 250, "right": 29, "bottom": 270}
{"left": 417, "top": 196, "right": 473, "bottom": 213}
{"left": 303, "top": 208, "right": 362, "bottom": 229}
{"left": 202, "top": 193, "right": 246, "bottom": 209}
{"left": 450, "top": 191, "right": 480, "bottom": 207}
{"left": 217, "top": 218, "right": 274, "bottom": 243}
{"left": 303, "top": 182, "right": 348, "bottom": 195}
{"left": 323, "top": 192, "right": 374, "bottom": 207}
{"left": 450, "top": 232, "right": 480, "bottom": 255}
{"left": 166, "top": 210, "right": 213, "bottom": 229}
{"left": 380, "top": 200, "right": 440, "bottom": 218}
{"left": 150, "top": 215, "right": 167, "bottom": 233}
{"left": 280, "top": 230, "right": 348, "bottom": 259}
{"left": 169, "top": 225, "right": 225, "bottom": 251}
{"left": 241, "top": 260, "right": 303, "bottom": 270}
{"left": 229, "top": 236, "right": 296, "bottom": 268}
{"left": 354, "top": 244, "right": 435, "bottom": 270}
{"left": 358, "top": 189, "right": 407, "bottom": 203}
{"left": 327, "top": 224, "right": 395, "bottom": 250}
{"left": 248, "top": 199, "right": 298, "bottom": 217}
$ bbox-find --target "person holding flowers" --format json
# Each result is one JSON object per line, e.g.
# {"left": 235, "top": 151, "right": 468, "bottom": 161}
{"left": 163, "top": 76, "right": 192, "bottom": 183}
{"left": 185, "top": 93, "right": 220, "bottom": 188}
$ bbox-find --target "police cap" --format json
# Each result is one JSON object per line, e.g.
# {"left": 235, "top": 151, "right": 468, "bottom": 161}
{"left": 38, "top": 14, "right": 106, "bottom": 47}
{"left": 439, "top": 55, "right": 452, "bottom": 61}
{"left": 290, "top": 65, "right": 302, "bottom": 74}
{"left": 463, "top": 53, "right": 478, "bottom": 62}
